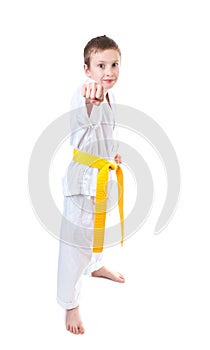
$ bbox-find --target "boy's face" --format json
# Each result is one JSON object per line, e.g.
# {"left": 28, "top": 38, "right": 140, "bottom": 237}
{"left": 84, "top": 49, "right": 120, "bottom": 90}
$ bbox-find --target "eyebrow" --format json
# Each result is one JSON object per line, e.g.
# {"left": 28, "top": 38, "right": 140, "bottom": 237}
{"left": 97, "top": 60, "right": 119, "bottom": 63}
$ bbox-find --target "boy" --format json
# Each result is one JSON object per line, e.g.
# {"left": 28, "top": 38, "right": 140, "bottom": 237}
{"left": 57, "top": 35, "right": 125, "bottom": 335}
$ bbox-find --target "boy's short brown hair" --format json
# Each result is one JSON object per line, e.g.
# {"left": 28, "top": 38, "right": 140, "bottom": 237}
{"left": 84, "top": 35, "right": 121, "bottom": 68}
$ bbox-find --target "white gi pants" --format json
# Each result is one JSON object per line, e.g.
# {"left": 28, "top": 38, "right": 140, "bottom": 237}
{"left": 57, "top": 195, "right": 104, "bottom": 310}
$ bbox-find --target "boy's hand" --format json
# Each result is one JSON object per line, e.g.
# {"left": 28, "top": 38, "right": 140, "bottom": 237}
{"left": 82, "top": 82, "right": 104, "bottom": 106}
{"left": 114, "top": 154, "right": 122, "bottom": 164}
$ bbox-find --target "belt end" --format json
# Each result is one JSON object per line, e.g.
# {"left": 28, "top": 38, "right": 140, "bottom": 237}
{"left": 93, "top": 247, "right": 103, "bottom": 253}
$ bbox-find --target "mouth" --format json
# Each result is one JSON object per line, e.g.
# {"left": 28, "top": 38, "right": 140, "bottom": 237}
{"left": 103, "top": 79, "right": 115, "bottom": 84}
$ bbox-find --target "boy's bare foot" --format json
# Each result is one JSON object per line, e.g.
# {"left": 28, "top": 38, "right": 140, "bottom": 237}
{"left": 92, "top": 266, "right": 125, "bottom": 283}
{"left": 66, "top": 306, "right": 85, "bottom": 335}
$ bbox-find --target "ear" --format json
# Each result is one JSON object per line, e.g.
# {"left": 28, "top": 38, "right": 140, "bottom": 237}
{"left": 84, "top": 64, "right": 91, "bottom": 78}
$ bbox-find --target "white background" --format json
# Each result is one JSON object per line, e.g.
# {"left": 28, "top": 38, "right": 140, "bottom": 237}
{"left": 1, "top": 0, "right": 210, "bottom": 349}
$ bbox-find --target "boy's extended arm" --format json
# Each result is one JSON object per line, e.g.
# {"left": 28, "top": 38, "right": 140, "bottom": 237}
{"left": 81, "top": 82, "right": 122, "bottom": 162}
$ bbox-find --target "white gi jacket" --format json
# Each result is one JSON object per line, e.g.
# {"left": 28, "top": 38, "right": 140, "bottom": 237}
{"left": 62, "top": 81, "right": 119, "bottom": 197}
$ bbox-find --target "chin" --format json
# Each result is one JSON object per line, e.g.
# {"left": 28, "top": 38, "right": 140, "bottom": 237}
{"left": 103, "top": 82, "right": 116, "bottom": 90}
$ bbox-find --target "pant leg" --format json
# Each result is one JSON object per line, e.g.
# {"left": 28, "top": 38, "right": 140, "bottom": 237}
{"left": 57, "top": 242, "right": 92, "bottom": 309}
{"left": 56, "top": 195, "right": 104, "bottom": 309}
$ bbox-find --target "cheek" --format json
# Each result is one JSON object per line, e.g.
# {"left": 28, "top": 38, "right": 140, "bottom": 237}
{"left": 97, "top": 72, "right": 104, "bottom": 81}
{"left": 93, "top": 70, "right": 103, "bottom": 79}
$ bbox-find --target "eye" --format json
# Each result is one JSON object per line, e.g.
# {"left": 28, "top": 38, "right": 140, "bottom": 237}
{"left": 98, "top": 63, "right": 105, "bottom": 69}
{"left": 112, "top": 62, "right": 119, "bottom": 67}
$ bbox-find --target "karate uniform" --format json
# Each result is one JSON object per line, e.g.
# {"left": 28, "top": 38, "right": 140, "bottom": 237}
{"left": 57, "top": 81, "right": 119, "bottom": 309}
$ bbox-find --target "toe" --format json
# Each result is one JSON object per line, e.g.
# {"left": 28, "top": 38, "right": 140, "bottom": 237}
{"left": 79, "top": 325, "right": 85, "bottom": 334}
{"left": 118, "top": 273, "right": 125, "bottom": 282}
{"left": 73, "top": 326, "right": 79, "bottom": 335}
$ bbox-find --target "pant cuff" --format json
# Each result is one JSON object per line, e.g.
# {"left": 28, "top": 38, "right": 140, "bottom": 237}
{"left": 84, "top": 260, "right": 104, "bottom": 276}
{"left": 56, "top": 297, "right": 79, "bottom": 310}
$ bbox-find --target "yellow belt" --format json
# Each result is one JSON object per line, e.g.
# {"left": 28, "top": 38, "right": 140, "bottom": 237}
{"left": 73, "top": 149, "right": 124, "bottom": 253}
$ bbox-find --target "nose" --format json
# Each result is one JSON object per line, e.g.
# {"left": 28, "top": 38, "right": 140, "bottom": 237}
{"left": 105, "top": 65, "right": 112, "bottom": 76}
